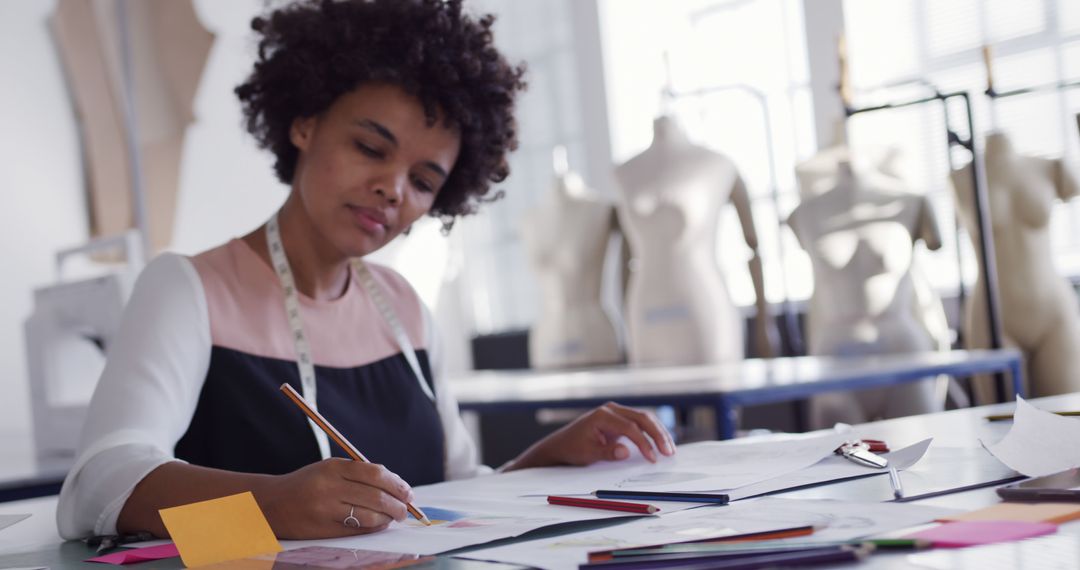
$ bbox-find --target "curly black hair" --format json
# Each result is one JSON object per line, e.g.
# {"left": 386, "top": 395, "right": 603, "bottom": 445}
{"left": 235, "top": 0, "right": 526, "bottom": 230}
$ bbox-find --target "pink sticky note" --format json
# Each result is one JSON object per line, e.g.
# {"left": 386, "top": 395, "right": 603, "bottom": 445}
{"left": 906, "top": 520, "right": 1057, "bottom": 548}
{"left": 86, "top": 543, "right": 180, "bottom": 565}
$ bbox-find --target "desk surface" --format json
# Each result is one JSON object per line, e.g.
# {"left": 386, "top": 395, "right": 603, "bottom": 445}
{"left": 450, "top": 349, "right": 1021, "bottom": 408}
{"left": 2, "top": 390, "right": 1076, "bottom": 569}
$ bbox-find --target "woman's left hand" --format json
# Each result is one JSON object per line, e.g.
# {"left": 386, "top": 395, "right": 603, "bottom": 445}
{"left": 503, "top": 402, "right": 676, "bottom": 471}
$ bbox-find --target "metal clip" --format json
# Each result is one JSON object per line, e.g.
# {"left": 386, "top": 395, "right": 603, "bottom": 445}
{"left": 837, "top": 441, "right": 889, "bottom": 469}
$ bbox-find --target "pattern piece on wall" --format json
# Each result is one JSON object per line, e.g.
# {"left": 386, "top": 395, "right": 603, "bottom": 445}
{"left": 50, "top": 0, "right": 214, "bottom": 253}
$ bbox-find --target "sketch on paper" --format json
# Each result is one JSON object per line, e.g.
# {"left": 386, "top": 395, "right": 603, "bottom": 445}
{"left": 546, "top": 536, "right": 630, "bottom": 550}
{"left": 406, "top": 506, "right": 557, "bottom": 530}
{"left": 413, "top": 507, "right": 469, "bottom": 524}
{"left": 615, "top": 471, "right": 711, "bottom": 488}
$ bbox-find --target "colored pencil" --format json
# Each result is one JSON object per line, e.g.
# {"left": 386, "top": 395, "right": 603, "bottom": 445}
{"left": 580, "top": 543, "right": 871, "bottom": 569}
{"left": 609, "top": 537, "right": 928, "bottom": 558}
{"left": 587, "top": 525, "right": 816, "bottom": 562}
{"left": 548, "top": 495, "right": 659, "bottom": 514}
{"left": 986, "top": 410, "right": 1080, "bottom": 421}
{"left": 279, "top": 383, "right": 431, "bottom": 525}
{"left": 594, "top": 490, "right": 729, "bottom": 504}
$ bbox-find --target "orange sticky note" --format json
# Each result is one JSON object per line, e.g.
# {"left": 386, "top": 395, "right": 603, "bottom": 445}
{"left": 159, "top": 491, "right": 282, "bottom": 567}
{"left": 939, "top": 502, "right": 1080, "bottom": 525}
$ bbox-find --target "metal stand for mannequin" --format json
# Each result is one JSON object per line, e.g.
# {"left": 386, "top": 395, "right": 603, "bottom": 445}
{"left": 845, "top": 90, "right": 1008, "bottom": 402}
{"left": 664, "top": 84, "right": 805, "bottom": 357}
{"left": 982, "top": 45, "right": 1080, "bottom": 134}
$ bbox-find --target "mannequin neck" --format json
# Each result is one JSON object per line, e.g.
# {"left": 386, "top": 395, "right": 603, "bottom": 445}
{"left": 984, "top": 131, "right": 1015, "bottom": 160}
{"left": 832, "top": 160, "right": 861, "bottom": 203}
{"left": 984, "top": 132, "right": 1017, "bottom": 179}
{"left": 837, "top": 159, "right": 855, "bottom": 181}
{"left": 555, "top": 171, "right": 591, "bottom": 201}
{"left": 651, "top": 115, "right": 691, "bottom": 148}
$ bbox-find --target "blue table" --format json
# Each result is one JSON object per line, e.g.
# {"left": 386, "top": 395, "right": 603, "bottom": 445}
{"left": 450, "top": 349, "right": 1024, "bottom": 439}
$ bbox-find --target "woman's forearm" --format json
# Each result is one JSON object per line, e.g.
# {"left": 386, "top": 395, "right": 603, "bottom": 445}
{"left": 116, "top": 461, "right": 280, "bottom": 537}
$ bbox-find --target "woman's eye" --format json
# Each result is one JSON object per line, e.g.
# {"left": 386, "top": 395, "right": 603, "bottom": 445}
{"left": 412, "top": 176, "right": 434, "bottom": 193}
{"left": 354, "top": 141, "right": 383, "bottom": 158}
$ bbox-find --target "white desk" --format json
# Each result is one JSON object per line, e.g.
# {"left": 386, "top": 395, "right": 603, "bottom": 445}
{"left": 3, "top": 392, "right": 1076, "bottom": 569}
{"left": 0, "top": 495, "right": 62, "bottom": 555}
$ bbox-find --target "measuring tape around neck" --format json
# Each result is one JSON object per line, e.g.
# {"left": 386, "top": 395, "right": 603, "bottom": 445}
{"left": 266, "top": 212, "right": 435, "bottom": 460}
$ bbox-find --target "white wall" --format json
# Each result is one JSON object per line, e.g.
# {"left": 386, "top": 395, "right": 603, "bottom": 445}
{"left": 0, "top": 1, "right": 90, "bottom": 434}
{"left": 170, "top": 0, "right": 284, "bottom": 256}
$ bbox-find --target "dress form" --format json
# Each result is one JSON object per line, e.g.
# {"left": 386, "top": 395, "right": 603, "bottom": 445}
{"left": 795, "top": 142, "right": 951, "bottom": 351}
{"left": 613, "top": 116, "right": 774, "bottom": 365}
{"left": 950, "top": 132, "right": 1080, "bottom": 403}
{"left": 522, "top": 151, "right": 621, "bottom": 369}
{"left": 790, "top": 161, "right": 947, "bottom": 426}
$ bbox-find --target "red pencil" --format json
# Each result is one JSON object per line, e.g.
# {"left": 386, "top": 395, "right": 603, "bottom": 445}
{"left": 547, "top": 495, "right": 659, "bottom": 514}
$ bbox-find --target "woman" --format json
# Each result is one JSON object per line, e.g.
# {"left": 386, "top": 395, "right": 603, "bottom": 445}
{"left": 57, "top": 0, "right": 674, "bottom": 541}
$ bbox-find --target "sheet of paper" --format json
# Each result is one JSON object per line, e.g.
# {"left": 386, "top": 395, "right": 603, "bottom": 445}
{"left": 940, "top": 502, "right": 1080, "bottom": 524}
{"left": 983, "top": 397, "right": 1080, "bottom": 477}
{"left": 0, "top": 514, "right": 31, "bottom": 533}
{"left": 727, "top": 438, "right": 932, "bottom": 500}
{"left": 905, "top": 520, "right": 1057, "bottom": 548}
{"left": 159, "top": 492, "right": 282, "bottom": 568}
{"left": 419, "top": 432, "right": 848, "bottom": 501}
{"left": 907, "top": 534, "right": 1080, "bottom": 569}
{"left": 86, "top": 543, "right": 180, "bottom": 565}
{"left": 280, "top": 494, "right": 658, "bottom": 556}
{"left": 463, "top": 497, "right": 957, "bottom": 570}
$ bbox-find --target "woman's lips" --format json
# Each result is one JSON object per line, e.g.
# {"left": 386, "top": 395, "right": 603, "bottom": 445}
{"left": 347, "top": 205, "right": 388, "bottom": 233}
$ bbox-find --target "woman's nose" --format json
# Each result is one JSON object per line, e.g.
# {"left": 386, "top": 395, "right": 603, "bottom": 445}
{"left": 372, "top": 171, "right": 407, "bottom": 204}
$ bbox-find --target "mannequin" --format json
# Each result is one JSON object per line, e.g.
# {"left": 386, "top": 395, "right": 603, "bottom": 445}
{"left": 789, "top": 161, "right": 946, "bottom": 425}
{"left": 950, "top": 132, "right": 1080, "bottom": 403}
{"left": 614, "top": 116, "right": 774, "bottom": 365}
{"left": 795, "top": 133, "right": 951, "bottom": 352}
{"left": 522, "top": 148, "right": 622, "bottom": 369}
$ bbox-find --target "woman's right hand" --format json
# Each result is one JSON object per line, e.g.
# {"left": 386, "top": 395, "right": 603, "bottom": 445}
{"left": 260, "top": 458, "right": 416, "bottom": 539}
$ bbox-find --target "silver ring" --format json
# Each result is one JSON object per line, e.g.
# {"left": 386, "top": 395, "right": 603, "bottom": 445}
{"left": 344, "top": 506, "right": 361, "bottom": 528}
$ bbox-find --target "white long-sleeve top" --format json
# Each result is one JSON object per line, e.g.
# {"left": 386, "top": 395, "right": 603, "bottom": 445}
{"left": 57, "top": 239, "right": 486, "bottom": 539}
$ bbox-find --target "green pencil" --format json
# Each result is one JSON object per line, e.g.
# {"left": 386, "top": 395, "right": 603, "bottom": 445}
{"left": 868, "top": 538, "right": 932, "bottom": 550}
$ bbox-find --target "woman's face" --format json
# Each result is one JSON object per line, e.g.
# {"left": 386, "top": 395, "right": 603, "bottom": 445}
{"left": 289, "top": 83, "right": 461, "bottom": 258}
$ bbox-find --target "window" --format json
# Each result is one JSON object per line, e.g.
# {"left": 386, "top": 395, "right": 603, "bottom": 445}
{"left": 843, "top": 0, "right": 1080, "bottom": 293}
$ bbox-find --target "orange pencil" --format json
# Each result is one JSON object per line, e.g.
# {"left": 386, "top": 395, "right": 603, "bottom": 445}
{"left": 279, "top": 383, "right": 432, "bottom": 525}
